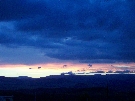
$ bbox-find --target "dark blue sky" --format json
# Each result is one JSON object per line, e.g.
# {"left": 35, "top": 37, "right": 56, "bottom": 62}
{"left": 0, "top": 0, "right": 135, "bottom": 65}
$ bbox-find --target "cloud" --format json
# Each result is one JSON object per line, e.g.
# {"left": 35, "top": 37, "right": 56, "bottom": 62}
{"left": 0, "top": 45, "right": 61, "bottom": 65}
{"left": 0, "top": 0, "right": 135, "bottom": 64}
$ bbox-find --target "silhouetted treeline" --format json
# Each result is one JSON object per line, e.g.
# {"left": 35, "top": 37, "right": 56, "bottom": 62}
{"left": 0, "top": 74, "right": 135, "bottom": 101}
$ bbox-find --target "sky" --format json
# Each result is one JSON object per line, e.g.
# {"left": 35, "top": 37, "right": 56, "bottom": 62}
{"left": 0, "top": 0, "right": 135, "bottom": 77}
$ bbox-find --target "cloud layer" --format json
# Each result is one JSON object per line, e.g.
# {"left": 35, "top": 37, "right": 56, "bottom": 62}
{"left": 0, "top": 0, "right": 135, "bottom": 64}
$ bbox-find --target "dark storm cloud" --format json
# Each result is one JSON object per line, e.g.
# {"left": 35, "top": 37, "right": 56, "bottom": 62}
{"left": 0, "top": 0, "right": 135, "bottom": 64}
{"left": 0, "top": 0, "right": 48, "bottom": 21}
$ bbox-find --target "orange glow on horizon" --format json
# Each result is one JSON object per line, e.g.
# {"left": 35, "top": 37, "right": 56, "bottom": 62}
{"left": 0, "top": 62, "right": 135, "bottom": 78}
{"left": 0, "top": 62, "right": 135, "bottom": 71}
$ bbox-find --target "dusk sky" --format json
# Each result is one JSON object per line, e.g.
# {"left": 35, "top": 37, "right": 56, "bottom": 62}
{"left": 0, "top": 0, "right": 135, "bottom": 77}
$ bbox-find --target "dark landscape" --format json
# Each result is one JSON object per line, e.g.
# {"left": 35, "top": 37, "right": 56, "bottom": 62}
{"left": 0, "top": 74, "right": 135, "bottom": 101}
